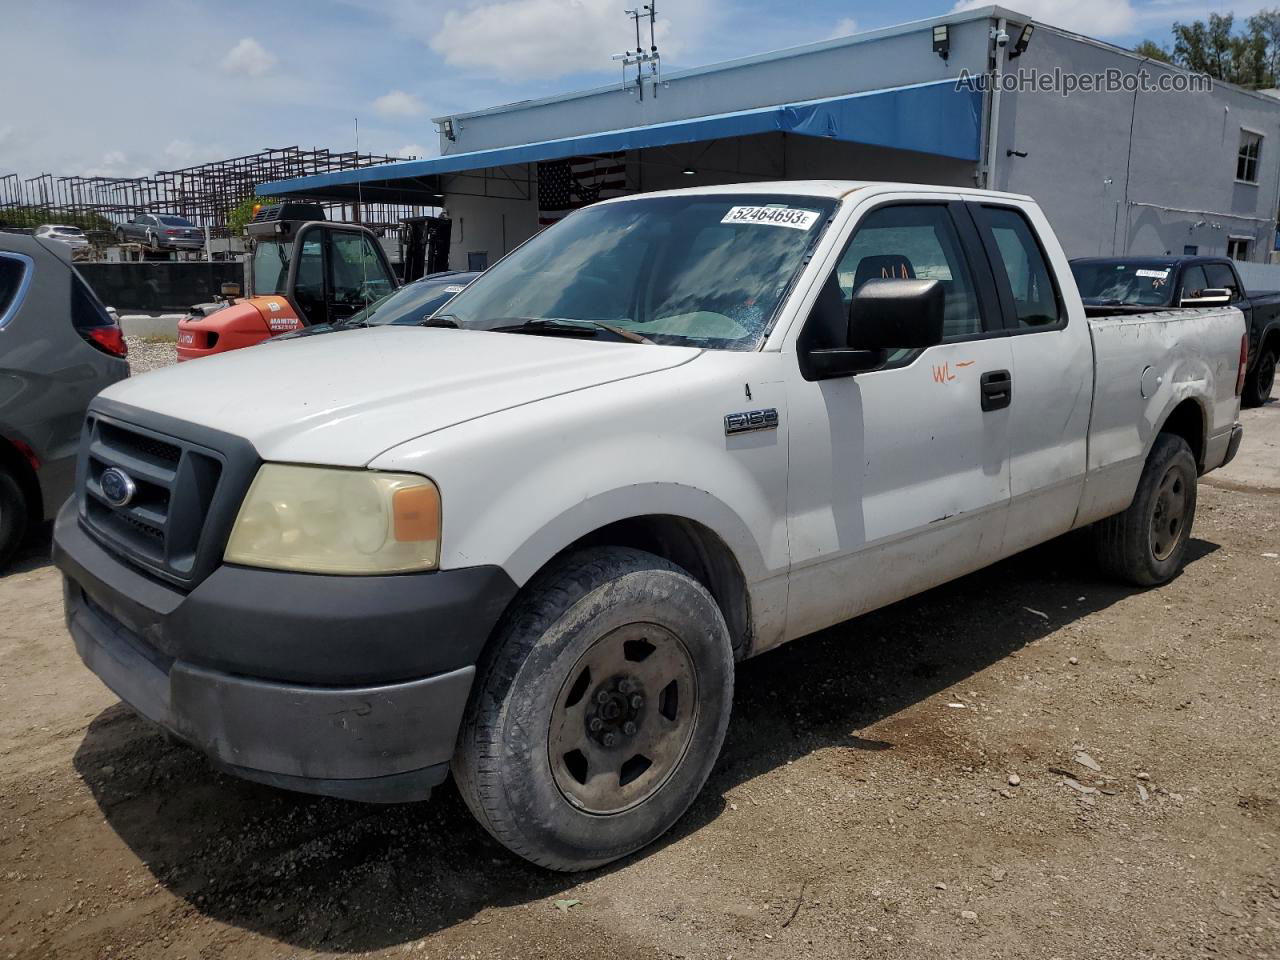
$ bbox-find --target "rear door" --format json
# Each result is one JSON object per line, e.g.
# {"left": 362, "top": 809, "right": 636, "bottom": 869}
{"left": 968, "top": 201, "right": 1091, "bottom": 553}
{"left": 784, "top": 197, "right": 1015, "bottom": 638}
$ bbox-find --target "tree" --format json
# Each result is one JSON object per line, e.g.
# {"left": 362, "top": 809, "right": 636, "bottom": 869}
{"left": 225, "top": 195, "right": 279, "bottom": 235}
{"left": 1152, "top": 9, "right": 1280, "bottom": 87}
{"left": 1133, "top": 40, "right": 1172, "bottom": 62}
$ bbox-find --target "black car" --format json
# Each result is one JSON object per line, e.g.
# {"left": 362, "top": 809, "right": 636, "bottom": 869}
{"left": 0, "top": 234, "right": 130, "bottom": 566}
{"left": 269, "top": 270, "right": 482, "bottom": 342}
{"left": 1071, "top": 255, "right": 1280, "bottom": 406}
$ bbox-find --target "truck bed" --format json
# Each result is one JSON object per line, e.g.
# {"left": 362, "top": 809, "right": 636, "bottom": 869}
{"left": 1077, "top": 306, "right": 1245, "bottom": 526}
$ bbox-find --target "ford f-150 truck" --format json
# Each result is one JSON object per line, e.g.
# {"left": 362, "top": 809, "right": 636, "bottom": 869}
{"left": 54, "top": 182, "right": 1247, "bottom": 872}
{"left": 1071, "top": 255, "right": 1279, "bottom": 406}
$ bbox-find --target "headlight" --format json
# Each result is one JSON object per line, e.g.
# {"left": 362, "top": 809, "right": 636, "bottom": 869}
{"left": 224, "top": 464, "right": 441, "bottom": 574}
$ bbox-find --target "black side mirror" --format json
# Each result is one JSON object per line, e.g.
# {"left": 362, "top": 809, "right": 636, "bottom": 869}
{"left": 803, "top": 278, "right": 945, "bottom": 380}
{"left": 847, "top": 277, "right": 945, "bottom": 350}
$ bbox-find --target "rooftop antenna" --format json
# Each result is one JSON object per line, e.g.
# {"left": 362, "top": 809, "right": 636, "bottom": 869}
{"left": 611, "top": 4, "right": 663, "bottom": 100}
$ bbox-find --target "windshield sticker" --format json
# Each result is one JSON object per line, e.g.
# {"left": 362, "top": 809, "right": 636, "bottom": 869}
{"left": 442, "top": 285, "right": 466, "bottom": 293}
{"left": 721, "top": 206, "right": 820, "bottom": 230}
{"left": 1135, "top": 269, "right": 1170, "bottom": 279}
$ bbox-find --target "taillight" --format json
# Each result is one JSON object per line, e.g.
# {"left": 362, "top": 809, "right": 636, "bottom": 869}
{"left": 1235, "top": 333, "right": 1248, "bottom": 396}
{"left": 165, "top": 229, "right": 178, "bottom": 236}
{"left": 84, "top": 325, "right": 128, "bottom": 358}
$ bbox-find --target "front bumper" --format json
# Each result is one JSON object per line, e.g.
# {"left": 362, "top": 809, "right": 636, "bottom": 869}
{"left": 54, "top": 501, "right": 518, "bottom": 802}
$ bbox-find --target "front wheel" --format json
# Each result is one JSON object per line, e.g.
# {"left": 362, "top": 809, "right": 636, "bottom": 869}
{"left": 452, "top": 547, "right": 734, "bottom": 871}
{"left": 1093, "top": 433, "right": 1198, "bottom": 586}
{"left": 1243, "top": 344, "right": 1276, "bottom": 407}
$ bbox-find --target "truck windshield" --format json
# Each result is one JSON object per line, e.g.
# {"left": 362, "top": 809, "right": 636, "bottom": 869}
{"left": 440, "top": 193, "right": 836, "bottom": 349}
{"left": 251, "top": 240, "right": 290, "bottom": 297}
{"left": 1071, "top": 261, "right": 1176, "bottom": 306}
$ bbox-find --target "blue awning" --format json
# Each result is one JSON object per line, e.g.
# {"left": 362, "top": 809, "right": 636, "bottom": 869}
{"left": 258, "top": 79, "right": 982, "bottom": 202}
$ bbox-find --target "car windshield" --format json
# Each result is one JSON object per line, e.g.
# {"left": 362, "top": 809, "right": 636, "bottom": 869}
{"left": 251, "top": 240, "right": 290, "bottom": 296}
{"left": 342, "top": 277, "right": 474, "bottom": 327}
{"left": 440, "top": 193, "right": 836, "bottom": 349}
{"left": 1071, "top": 261, "right": 1176, "bottom": 306}
{"left": 159, "top": 216, "right": 194, "bottom": 227}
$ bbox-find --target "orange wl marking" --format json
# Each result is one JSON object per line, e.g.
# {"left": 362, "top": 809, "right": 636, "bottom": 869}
{"left": 932, "top": 362, "right": 957, "bottom": 383}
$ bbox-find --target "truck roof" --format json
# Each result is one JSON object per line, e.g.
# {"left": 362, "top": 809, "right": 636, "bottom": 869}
{"left": 1071, "top": 255, "right": 1233, "bottom": 268}
{"left": 603, "top": 180, "right": 1036, "bottom": 204}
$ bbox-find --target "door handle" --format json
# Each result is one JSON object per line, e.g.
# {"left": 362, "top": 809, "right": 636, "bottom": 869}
{"left": 980, "top": 369, "right": 1012, "bottom": 411}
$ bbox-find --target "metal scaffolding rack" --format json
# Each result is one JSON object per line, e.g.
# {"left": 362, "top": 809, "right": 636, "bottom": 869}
{"left": 0, "top": 146, "right": 432, "bottom": 238}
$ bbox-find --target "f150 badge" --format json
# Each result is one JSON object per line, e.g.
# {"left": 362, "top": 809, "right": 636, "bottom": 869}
{"left": 724, "top": 408, "right": 779, "bottom": 435}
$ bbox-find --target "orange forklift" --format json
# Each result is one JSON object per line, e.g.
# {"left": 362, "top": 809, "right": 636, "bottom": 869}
{"left": 176, "top": 203, "right": 399, "bottom": 361}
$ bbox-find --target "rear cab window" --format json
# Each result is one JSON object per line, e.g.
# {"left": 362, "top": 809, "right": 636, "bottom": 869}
{"left": 972, "top": 205, "right": 1064, "bottom": 330}
{"left": 1204, "top": 262, "right": 1242, "bottom": 300}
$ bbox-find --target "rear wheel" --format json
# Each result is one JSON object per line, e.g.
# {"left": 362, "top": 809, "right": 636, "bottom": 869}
{"left": 0, "top": 467, "right": 29, "bottom": 570}
{"left": 1093, "top": 433, "right": 1198, "bottom": 586}
{"left": 452, "top": 546, "right": 734, "bottom": 871}
{"left": 1244, "top": 344, "right": 1276, "bottom": 407}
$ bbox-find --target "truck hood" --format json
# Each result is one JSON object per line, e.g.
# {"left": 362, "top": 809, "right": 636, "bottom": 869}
{"left": 99, "top": 326, "right": 700, "bottom": 465}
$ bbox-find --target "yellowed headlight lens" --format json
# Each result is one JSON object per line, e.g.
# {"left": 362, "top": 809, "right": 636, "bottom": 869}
{"left": 224, "top": 464, "right": 441, "bottom": 574}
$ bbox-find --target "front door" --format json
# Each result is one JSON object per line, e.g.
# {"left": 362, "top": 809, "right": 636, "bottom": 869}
{"left": 785, "top": 199, "right": 1015, "bottom": 640}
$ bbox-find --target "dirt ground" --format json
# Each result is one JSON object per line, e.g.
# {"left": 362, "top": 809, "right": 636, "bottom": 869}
{"left": 1, "top": 365, "right": 1277, "bottom": 959}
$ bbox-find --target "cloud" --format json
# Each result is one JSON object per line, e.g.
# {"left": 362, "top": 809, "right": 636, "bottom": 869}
{"left": 952, "top": 0, "right": 1135, "bottom": 37}
{"left": 82, "top": 150, "right": 152, "bottom": 179}
{"left": 372, "top": 90, "right": 426, "bottom": 118}
{"left": 428, "top": 0, "right": 707, "bottom": 80}
{"left": 395, "top": 143, "right": 429, "bottom": 158}
{"left": 827, "top": 17, "right": 859, "bottom": 39}
{"left": 220, "top": 37, "right": 276, "bottom": 77}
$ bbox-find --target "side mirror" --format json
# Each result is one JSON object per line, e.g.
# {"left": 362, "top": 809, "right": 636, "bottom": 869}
{"left": 847, "top": 278, "right": 945, "bottom": 350}
{"left": 802, "top": 278, "right": 946, "bottom": 380}
{"left": 1180, "top": 287, "right": 1231, "bottom": 307}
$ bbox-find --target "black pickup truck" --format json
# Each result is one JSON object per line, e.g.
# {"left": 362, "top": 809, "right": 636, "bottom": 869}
{"left": 1071, "top": 255, "right": 1280, "bottom": 406}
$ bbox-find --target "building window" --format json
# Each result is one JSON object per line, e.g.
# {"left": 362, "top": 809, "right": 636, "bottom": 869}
{"left": 1237, "top": 130, "right": 1262, "bottom": 183}
{"left": 467, "top": 251, "right": 489, "bottom": 271}
{"left": 1183, "top": 244, "right": 1198, "bottom": 255}
{"left": 1227, "top": 237, "right": 1251, "bottom": 261}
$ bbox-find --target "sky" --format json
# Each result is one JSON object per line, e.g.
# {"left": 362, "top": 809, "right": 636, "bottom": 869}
{"left": 0, "top": 0, "right": 1264, "bottom": 181}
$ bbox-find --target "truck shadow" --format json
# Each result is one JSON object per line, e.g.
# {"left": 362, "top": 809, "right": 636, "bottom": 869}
{"left": 72, "top": 533, "right": 1219, "bottom": 952}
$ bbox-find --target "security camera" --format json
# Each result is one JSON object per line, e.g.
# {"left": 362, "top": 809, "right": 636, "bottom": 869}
{"left": 994, "top": 30, "right": 1010, "bottom": 46}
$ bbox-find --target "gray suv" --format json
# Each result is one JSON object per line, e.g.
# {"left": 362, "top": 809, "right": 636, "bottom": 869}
{"left": 0, "top": 234, "right": 129, "bottom": 567}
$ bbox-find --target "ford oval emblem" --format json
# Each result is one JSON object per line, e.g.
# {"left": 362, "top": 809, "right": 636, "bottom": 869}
{"left": 100, "top": 467, "right": 137, "bottom": 508}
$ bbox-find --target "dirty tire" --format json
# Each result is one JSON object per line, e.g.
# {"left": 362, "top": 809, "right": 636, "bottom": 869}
{"left": 1093, "top": 433, "right": 1198, "bottom": 587}
{"left": 1243, "top": 344, "right": 1276, "bottom": 407}
{"left": 0, "top": 467, "right": 28, "bottom": 570}
{"left": 452, "top": 546, "right": 734, "bottom": 872}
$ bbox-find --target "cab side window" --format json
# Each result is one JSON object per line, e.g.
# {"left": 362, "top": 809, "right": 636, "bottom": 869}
{"left": 1204, "top": 263, "right": 1241, "bottom": 300}
{"left": 800, "top": 204, "right": 984, "bottom": 363}
{"left": 974, "top": 206, "right": 1061, "bottom": 329}
{"left": 1180, "top": 265, "right": 1208, "bottom": 302}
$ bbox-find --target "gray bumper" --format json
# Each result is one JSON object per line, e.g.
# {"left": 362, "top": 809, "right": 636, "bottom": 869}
{"left": 65, "top": 575, "right": 471, "bottom": 801}
{"left": 54, "top": 500, "right": 518, "bottom": 803}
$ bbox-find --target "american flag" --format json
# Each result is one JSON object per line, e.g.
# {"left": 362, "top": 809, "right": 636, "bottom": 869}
{"left": 537, "top": 154, "right": 628, "bottom": 227}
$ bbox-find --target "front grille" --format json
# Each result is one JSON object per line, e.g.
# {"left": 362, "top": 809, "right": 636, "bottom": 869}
{"left": 80, "top": 413, "right": 225, "bottom": 586}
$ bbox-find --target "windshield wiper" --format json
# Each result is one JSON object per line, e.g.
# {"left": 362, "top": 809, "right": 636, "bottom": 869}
{"left": 490, "top": 317, "right": 654, "bottom": 344}
{"left": 418, "top": 314, "right": 460, "bottom": 328}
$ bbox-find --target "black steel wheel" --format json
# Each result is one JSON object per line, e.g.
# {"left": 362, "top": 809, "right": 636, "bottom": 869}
{"left": 1094, "top": 432, "right": 1198, "bottom": 586}
{"left": 453, "top": 546, "right": 734, "bottom": 871}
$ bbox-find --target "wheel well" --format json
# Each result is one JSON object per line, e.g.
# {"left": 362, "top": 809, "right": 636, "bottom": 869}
{"left": 1158, "top": 399, "right": 1206, "bottom": 471}
{"left": 563, "top": 515, "right": 753, "bottom": 657}
{"left": 0, "top": 437, "right": 40, "bottom": 519}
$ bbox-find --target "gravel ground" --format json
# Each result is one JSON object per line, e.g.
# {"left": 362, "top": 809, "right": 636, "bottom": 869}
{"left": 124, "top": 335, "right": 177, "bottom": 374}
{"left": 0, "top": 388, "right": 1276, "bottom": 960}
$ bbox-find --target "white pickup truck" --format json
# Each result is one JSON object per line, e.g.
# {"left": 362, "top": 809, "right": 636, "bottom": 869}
{"left": 54, "top": 182, "right": 1246, "bottom": 871}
